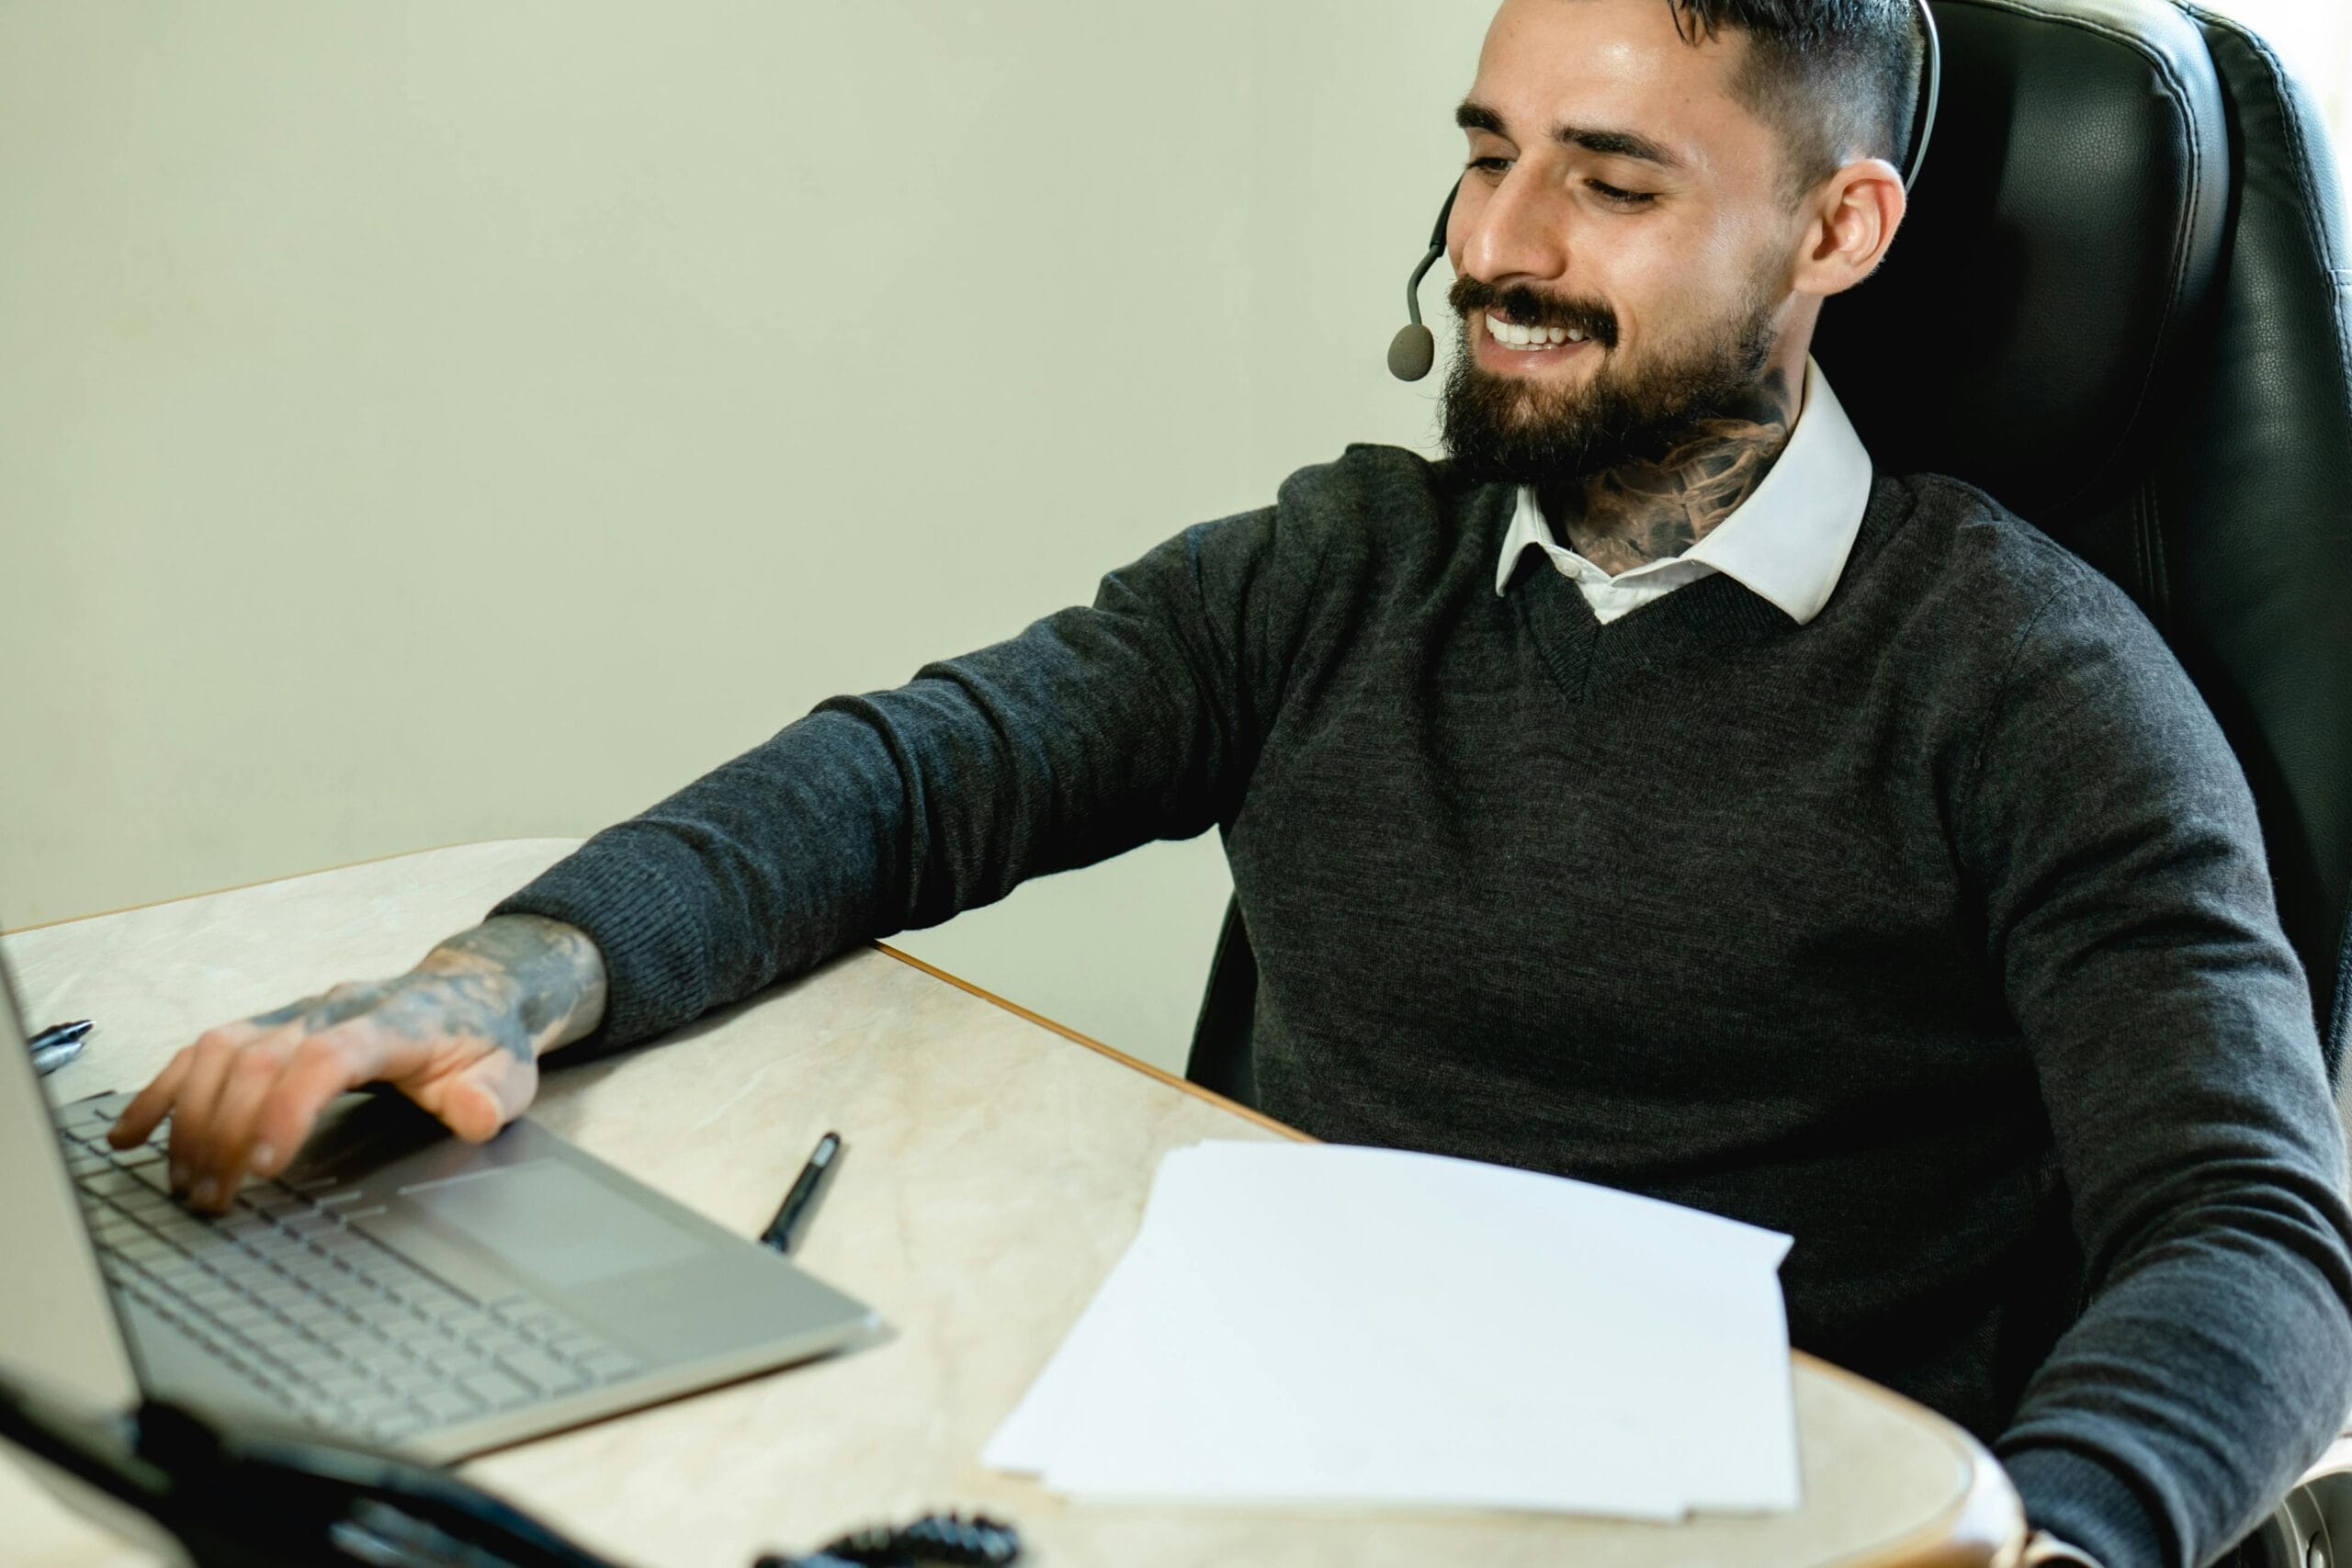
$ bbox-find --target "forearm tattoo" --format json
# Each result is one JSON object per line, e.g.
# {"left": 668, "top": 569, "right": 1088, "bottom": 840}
{"left": 1542, "top": 368, "right": 1798, "bottom": 577}
{"left": 250, "top": 915, "right": 607, "bottom": 1061}
{"left": 436, "top": 917, "right": 608, "bottom": 1047}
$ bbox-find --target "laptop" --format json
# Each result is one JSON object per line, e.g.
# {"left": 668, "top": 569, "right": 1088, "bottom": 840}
{"left": 0, "top": 946, "right": 880, "bottom": 1463}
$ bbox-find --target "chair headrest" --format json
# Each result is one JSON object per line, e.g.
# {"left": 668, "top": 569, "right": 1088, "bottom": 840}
{"left": 1814, "top": 0, "right": 2230, "bottom": 525}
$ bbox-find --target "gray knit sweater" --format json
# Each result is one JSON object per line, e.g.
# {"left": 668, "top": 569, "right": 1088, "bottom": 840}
{"left": 494, "top": 445, "right": 2352, "bottom": 1568}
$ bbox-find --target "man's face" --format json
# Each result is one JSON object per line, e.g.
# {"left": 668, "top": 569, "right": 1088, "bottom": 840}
{"left": 1441, "top": 0, "right": 1808, "bottom": 486}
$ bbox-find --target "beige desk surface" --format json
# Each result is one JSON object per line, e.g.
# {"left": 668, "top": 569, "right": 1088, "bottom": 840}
{"left": 4, "top": 839, "right": 2024, "bottom": 1568}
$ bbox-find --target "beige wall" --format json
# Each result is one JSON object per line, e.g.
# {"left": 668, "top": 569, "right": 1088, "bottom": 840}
{"left": 0, "top": 2, "right": 1494, "bottom": 1074}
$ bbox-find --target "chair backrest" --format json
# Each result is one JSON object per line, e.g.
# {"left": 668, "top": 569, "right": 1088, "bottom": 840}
{"left": 1188, "top": 0, "right": 2352, "bottom": 1101}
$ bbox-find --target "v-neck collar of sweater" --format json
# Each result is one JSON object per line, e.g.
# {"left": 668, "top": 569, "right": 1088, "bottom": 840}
{"left": 1490, "top": 471, "right": 1912, "bottom": 707}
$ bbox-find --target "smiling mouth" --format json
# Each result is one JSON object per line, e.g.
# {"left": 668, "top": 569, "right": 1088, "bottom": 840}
{"left": 1484, "top": 312, "right": 1593, "bottom": 349}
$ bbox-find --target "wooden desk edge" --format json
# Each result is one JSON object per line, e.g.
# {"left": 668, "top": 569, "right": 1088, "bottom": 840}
{"left": 1798, "top": 1358, "right": 2026, "bottom": 1568}
{"left": 872, "top": 940, "right": 1305, "bottom": 1143}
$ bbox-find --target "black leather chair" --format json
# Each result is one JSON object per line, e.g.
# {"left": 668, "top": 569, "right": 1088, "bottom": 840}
{"left": 1191, "top": 0, "right": 2352, "bottom": 1115}
{"left": 1186, "top": 3, "right": 2352, "bottom": 1558}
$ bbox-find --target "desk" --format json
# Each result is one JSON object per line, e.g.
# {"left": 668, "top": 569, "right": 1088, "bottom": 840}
{"left": 5, "top": 840, "right": 2026, "bottom": 1568}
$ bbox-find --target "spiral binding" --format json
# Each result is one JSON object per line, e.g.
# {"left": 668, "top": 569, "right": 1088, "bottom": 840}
{"left": 754, "top": 1510, "right": 1021, "bottom": 1568}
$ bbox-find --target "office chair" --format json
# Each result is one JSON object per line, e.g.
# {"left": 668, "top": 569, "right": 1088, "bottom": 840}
{"left": 1186, "top": 2, "right": 2352, "bottom": 1560}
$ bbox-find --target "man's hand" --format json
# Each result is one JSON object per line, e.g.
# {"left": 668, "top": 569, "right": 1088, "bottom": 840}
{"left": 107, "top": 914, "right": 607, "bottom": 1213}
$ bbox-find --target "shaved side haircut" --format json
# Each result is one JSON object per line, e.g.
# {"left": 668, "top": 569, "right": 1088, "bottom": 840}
{"left": 1668, "top": 0, "right": 1927, "bottom": 197}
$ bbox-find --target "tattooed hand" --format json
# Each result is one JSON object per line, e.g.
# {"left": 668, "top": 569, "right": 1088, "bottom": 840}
{"left": 107, "top": 915, "right": 607, "bottom": 1213}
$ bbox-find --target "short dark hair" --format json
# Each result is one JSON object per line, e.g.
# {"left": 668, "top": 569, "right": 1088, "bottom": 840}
{"left": 1668, "top": 0, "right": 1926, "bottom": 197}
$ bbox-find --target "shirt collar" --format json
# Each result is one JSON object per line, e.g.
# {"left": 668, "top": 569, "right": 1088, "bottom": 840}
{"left": 1491, "top": 355, "right": 1875, "bottom": 626}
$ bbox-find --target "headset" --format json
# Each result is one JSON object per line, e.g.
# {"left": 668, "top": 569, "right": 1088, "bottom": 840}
{"left": 1386, "top": 0, "right": 1945, "bottom": 380}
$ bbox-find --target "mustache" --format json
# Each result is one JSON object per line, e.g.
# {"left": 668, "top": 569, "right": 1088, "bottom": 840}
{"left": 1446, "top": 277, "right": 1620, "bottom": 351}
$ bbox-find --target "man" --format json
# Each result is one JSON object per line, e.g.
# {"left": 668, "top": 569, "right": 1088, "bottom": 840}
{"left": 106, "top": 2, "right": 2352, "bottom": 1564}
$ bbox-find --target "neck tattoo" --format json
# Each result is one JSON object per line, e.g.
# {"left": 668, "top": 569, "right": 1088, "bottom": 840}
{"left": 1537, "top": 369, "right": 1798, "bottom": 578}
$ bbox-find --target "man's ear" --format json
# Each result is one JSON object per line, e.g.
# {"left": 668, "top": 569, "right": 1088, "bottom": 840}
{"left": 1792, "top": 158, "right": 1907, "bottom": 299}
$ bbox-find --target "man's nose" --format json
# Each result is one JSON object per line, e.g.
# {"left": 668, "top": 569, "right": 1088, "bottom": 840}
{"left": 1453, "top": 169, "right": 1567, "bottom": 289}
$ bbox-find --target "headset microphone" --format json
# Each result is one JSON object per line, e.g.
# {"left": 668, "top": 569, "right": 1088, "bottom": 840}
{"left": 1387, "top": 0, "right": 1944, "bottom": 382}
{"left": 1385, "top": 186, "right": 1462, "bottom": 381}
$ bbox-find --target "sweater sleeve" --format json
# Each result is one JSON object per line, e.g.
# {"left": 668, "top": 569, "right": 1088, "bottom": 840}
{"left": 489, "top": 502, "right": 1299, "bottom": 1056}
{"left": 1959, "top": 572, "right": 2352, "bottom": 1568}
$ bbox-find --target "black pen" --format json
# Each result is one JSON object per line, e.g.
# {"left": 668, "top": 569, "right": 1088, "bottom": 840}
{"left": 761, "top": 1132, "right": 842, "bottom": 1255}
{"left": 28, "top": 1020, "right": 93, "bottom": 1077}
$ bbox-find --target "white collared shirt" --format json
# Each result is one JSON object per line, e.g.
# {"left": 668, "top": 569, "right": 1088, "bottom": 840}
{"left": 1492, "top": 355, "right": 1875, "bottom": 626}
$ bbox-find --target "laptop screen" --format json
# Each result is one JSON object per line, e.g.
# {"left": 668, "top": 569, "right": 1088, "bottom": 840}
{"left": 0, "top": 946, "right": 143, "bottom": 1412}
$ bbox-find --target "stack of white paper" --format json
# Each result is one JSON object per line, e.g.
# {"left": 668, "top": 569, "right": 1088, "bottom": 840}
{"left": 985, "top": 1141, "right": 1799, "bottom": 1517}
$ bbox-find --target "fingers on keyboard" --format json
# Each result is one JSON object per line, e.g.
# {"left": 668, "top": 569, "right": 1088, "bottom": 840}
{"left": 251, "top": 1032, "right": 375, "bottom": 1179}
{"left": 158, "top": 1025, "right": 373, "bottom": 1211}
{"left": 169, "top": 1039, "right": 256, "bottom": 1210}
{"left": 204, "top": 1049, "right": 294, "bottom": 1208}
{"left": 108, "top": 1048, "right": 194, "bottom": 1149}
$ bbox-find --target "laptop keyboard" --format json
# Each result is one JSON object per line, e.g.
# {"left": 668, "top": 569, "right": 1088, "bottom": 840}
{"left": 55, "top": 1096, "right": 646, "bottom": 1446}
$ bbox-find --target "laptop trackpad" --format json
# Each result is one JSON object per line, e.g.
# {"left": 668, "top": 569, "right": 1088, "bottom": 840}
{"left": 402, "top": 1161, "right": 703, "bottom": 1288}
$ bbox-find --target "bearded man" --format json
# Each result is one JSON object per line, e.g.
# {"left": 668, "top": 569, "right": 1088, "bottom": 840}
{"left": 111, "top": 2, "right": 2352, "bottom": 1564}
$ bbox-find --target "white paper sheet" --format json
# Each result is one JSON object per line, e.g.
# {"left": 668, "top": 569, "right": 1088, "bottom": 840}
{"left": 983, "top": 1141, "right": 1799, "bottom": 1517}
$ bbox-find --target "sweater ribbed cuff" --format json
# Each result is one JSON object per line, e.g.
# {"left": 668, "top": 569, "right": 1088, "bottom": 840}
{"left": 2000, "top": 1447, "right": 2168, "bottom": 1568}
{"left": 488, "top": 837, "right": 710, "bottom": 1062}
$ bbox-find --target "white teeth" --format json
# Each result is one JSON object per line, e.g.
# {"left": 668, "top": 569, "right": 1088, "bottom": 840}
{"left": 1486, "top": 312, "right": 1589, "bottom": 351}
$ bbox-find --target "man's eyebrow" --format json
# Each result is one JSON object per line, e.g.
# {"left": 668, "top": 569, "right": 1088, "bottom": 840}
{"left": 1453, "top": 99, "right": 1689, "bottom": 173}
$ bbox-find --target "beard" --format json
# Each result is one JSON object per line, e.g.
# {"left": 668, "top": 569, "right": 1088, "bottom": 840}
{"left": 1438, "top": 270, "right": 1786, "bottom": 491}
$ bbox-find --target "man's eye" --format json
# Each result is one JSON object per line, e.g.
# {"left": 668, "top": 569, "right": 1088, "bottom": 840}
{"left": 1589, "top": 180, "right": 1659, "bottom": 208}
{"left": 1466, "top": 156, "right": 1511, "bottom": 175}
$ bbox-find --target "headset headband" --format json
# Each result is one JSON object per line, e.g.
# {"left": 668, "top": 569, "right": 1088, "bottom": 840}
{"left": 1904, "top": 0, "right": 1942, "bottom": 193}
